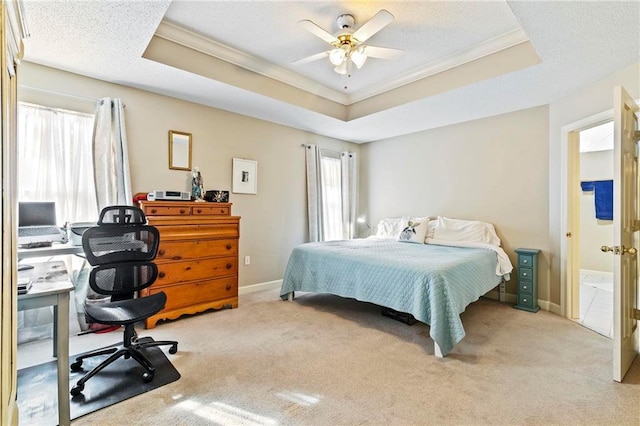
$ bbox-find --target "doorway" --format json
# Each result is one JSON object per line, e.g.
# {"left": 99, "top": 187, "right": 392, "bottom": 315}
{"left": 576, "top": 121, "right": 614, "bottom": 338}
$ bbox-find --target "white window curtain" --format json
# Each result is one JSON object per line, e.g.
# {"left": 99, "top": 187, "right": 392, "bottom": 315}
{"left": 305, "top": 144, "right": 323, "bottom": 242}
{"left": 304, "top": 144, "right": 358, "bottom": 242}
{"left": 341, "top": 151, "right": 358, "bottom": 240}
{"left": 92, "top": 97, "right": 132, "bottom": 210}
{"left": 18, "top": 102, "right": 97, "bottom": 223}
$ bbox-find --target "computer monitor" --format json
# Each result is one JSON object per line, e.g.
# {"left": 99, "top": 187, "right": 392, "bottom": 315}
{"left": 19, "top": 201, "right": 58, "bottom": 227}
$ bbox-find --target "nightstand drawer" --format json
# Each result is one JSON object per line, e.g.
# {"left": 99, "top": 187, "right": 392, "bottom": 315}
{"left": 518, "top": 254, "right": 534, "bottom": 267}
{"left": 518, "top": 267, "right": 533, "bottom": 281}
{"left": 519, "top": 280, "right": 533, "bottom": 295}
{"left": 517, "top": 294, "right": 535, "bottom": 308}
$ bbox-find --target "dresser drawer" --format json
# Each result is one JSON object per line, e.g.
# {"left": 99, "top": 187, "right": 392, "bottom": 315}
{"left": 156, "top": 239, "right": 237, "bottom": 262}
{"left": 517, "top": 293, "right": 535, "bottom": 309}
{"left": 143, "top": 205, "right": 192, "bottom": 216}
{"left": 192, "top": 205, "right": 230, "bottom": 216}
{"left": 518, "top": 267, "right": 533, "bottom": 281}
{"left": 154, "top": 224, "right": 239, "bottom": 240}
{"left": 519, "top": 280, "right": 533, "bottom": 295}
{"left": 518, "top": 254, "right": 534, "bottom": 267}
{"left": 149, "top": 277, "right": 237, "bottom": 311}
{"left": 155, "top": 257, "right": 238, "bottom": 286}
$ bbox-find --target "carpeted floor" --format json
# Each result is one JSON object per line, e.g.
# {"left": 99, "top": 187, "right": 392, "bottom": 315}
{"left": 17, "top": 288, "right": 640, "bottom": 425}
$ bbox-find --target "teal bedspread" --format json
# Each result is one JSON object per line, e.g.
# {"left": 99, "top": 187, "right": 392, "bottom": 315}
{"left": 280, "top": 238, "right": 504, "bottom": 356}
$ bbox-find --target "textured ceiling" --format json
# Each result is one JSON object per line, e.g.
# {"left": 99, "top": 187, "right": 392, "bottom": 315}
{"left": 19, "top": 1, "right": 640, "bottom": 143}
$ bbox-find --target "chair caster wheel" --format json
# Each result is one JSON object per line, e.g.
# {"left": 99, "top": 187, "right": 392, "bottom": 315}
{"left": 142, "top": 371, "right": 154, "bottom": 383}
{"left": 70, "top": 384, "right": 84, "bottom": 396}
{"left": 169, "top": 344, "right": 178, "bottom": 354}
{"left": 70, "top": 361, "right": 83, "bottom": 371}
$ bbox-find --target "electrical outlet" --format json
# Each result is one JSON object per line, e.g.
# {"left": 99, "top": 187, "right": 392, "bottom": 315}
{"left": 244, "top": 255, "right": 250, "bottom": 266}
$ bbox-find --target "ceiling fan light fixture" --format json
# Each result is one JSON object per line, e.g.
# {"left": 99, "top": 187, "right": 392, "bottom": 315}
{"left": 329, "top": 48, "right": 346, "bottom": 66}
{"left": 350, "top": 49, "right": 367, "bottom": 68}
{"left": 334, "top": 61, "right": 348, "bottom": 75}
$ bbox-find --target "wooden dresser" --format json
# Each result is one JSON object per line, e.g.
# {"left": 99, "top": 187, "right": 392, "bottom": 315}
{"left": 138, "top": 200, "right": 240, "bottom": 328}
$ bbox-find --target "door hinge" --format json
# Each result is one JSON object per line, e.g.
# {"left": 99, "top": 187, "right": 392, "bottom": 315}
{"left": 633, "top": 308, "right": 640, "bottom": 321}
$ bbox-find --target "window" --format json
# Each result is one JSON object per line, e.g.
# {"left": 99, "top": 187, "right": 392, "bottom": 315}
{"left": 320, "top": 150, "right": 343, "bottom": 241}
{"left": 18, "top": 102, "right": 98, "bottom": 224}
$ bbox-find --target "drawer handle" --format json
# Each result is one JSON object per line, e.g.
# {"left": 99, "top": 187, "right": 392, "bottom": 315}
{"left": 226, "top": 263, "right": 232, "bottom": 270}
{"left": 523, "top": 285, "right": 528, "bottom": 290}
{"left": 522, "top": 272, "right": 528, "bottom": 277}
{"left": 226, "top": 244, "right": 232, "bottom": 250}
{"left": 158, "top": 272, "right": 165, "bottom": 278}
{"left": 523, "top": 298, "right": 528, "bottom": 303}
{"left": 197, "top": 209, "right": 202, "bottom": 213}
{"left": 172, "top": 256, "right": 182, "bottom": 260}
{"left": 523, "top": 259, "right": 528, "bottom": 264}
{"left": 226, "top": 285, "right": 231, "bottom": 291}
{"left": 185, "top": 266, "right": 191, "bottom": 271}
{"left": 180, "top": 209, "right": 186, "bottom": 214}
{"left": 219, "top": 209, "right": 225, "bottom": 214}
{"left": 158, "top": 249, "right": 165, "bottom": 256}
{"left": 151, "top": 209, "right": 157, "bottom": 214}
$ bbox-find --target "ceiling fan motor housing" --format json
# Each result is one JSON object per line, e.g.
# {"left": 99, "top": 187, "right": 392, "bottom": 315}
{"left": 336, "top": 14, "right": 355, "bottom": 31}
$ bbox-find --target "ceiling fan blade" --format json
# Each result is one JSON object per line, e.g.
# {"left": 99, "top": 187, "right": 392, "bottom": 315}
{"left": 299, "top": 20, "right": 338, "bottom": 45}
{"left": 361, "top": 45, "right": 404, "bottom": 60}
{"left": 292, "top": 51, "right": 330, "bottom": 65}
{"left": 352, "top": 9, "right": 394, "bottom": 43}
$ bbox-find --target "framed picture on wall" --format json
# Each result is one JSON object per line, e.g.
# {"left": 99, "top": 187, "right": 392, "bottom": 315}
{"left": 232, "top": 158, "right": 257, "bottom": 194}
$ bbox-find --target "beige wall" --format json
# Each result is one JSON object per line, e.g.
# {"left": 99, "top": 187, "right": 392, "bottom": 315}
{"left": 579, "top": 149, "right": 613, "bottom": 272}
{"left": 548, "top": 61, "right": 640, "bottom": 305}
{"left": 360, "top": 106, "right": 550, "bottom": 299}
{"left": 18, "top": 62, "right": 359, "bottom": 288}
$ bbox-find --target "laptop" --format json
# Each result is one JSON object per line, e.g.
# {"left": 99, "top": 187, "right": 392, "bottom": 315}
{"left": 18, "top": 201, "right": 67, "bottom": 248}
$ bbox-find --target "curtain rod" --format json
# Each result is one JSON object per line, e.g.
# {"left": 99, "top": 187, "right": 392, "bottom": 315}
{"left": 19, "top": 85, "right": 126, "bottom": 107}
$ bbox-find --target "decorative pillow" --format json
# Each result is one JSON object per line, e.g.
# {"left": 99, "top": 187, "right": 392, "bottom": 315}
{"left": 397, "top": 217, "right": 429, "bottom": 244}
{"left": 375, "top": 217, "right": 406, "bottom": 239}
{"left": 432, "top": 216, "right": 501, "bottom": 246}
{"left": 426, "top": 218, "right": 436, "bottom": 240}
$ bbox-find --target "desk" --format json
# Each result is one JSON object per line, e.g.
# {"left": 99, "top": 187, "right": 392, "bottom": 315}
{"left": 18, "top": 261, "right": 73, "bottom": 426}
{"left": 18, "top": 242, "right": 84, "bottom": 260}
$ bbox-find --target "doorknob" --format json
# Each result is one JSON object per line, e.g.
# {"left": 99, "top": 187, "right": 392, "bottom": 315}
{"left": 601, "top": 245, "right": 637, "bottom": 255}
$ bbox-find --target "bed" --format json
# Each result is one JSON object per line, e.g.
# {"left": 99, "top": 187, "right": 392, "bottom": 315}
{"left": 280, "top": 216, "right": 513, "bottom": 357}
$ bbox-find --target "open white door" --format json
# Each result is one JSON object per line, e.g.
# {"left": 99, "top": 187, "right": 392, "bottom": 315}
{"left": 610, "top": 86, "right": 639, "bottom": 382}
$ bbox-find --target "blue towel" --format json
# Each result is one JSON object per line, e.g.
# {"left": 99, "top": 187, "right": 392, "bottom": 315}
{"left": 581, "top": 180, "right": 613, "bottom": 220}
{"left": 580, "top": 181, "right": 594, "bottom": 191}
{"left": 593, "top": 180, "right": 613, "bottom": 220}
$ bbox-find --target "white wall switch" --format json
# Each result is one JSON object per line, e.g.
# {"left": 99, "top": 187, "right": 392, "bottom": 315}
{"left": 244, "top": 255, "right": 250, "bottom": 265}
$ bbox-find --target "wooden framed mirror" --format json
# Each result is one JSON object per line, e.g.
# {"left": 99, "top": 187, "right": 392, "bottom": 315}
{"left": 169, "top": 130, "right": 192, "bottom": 170}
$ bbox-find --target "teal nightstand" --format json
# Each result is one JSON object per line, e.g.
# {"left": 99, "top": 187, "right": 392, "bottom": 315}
{"left": 514, "top": 248, "right": 540, "bottom": 313}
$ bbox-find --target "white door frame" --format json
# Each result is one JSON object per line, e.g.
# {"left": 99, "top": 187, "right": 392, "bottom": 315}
{"left": 560, "top": 109, "right": 614, "bottom": 319}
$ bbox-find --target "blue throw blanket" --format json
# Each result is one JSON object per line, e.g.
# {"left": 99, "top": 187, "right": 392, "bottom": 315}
{"left": 280, "top": 238, "right": 504, "bottom": 356}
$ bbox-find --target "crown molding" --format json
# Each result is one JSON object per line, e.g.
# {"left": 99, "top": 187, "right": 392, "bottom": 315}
{"left": 154, "top": 21, "right": 349, "bottom": 104}
{"left": 346, "top": 28, "right": 530, "bottom": 104}
{"left": 155, "top": 22, "right": 529, "bottom": 108}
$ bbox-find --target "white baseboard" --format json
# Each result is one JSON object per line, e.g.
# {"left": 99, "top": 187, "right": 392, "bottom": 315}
{"left": 539, "top": 300, "right": 561, "bottom": 315}
{"left": 239, "top": 279, "right": 282, "bottom": 295}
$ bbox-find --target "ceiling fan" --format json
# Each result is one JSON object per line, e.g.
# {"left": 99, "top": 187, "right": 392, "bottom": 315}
{"left": 293, "top": 9, "right": 403, "bottom": 77}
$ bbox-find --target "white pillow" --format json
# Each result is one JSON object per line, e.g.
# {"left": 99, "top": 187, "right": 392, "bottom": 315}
{"left": 397, "top": 217, "right": 429, "bottom": 244}
{"left": 375, "top": 217, "right": 406, "bottom": 239}
{"left": 432, "top": 216, "right": 501, "bottom": 246}
{"left": 426, "top": 219, "right": 436, "bottom": 240}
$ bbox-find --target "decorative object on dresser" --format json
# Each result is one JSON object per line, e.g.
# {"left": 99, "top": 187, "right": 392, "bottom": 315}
{"left": 514, "top": 248, "right": 540, "bottom": 313}
{"left": 204, "top": 190, "right": 230, "bottom": 203}
{"left": 232, "top": 158, "right": 258, "bottom": 194}
{"left": 138, "top": 200, "right": 240, "bottom": 328}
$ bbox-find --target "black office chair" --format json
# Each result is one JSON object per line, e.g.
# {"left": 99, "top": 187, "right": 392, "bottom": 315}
{"left": 70, "top": 205, "right": 178, "bottom": 397}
